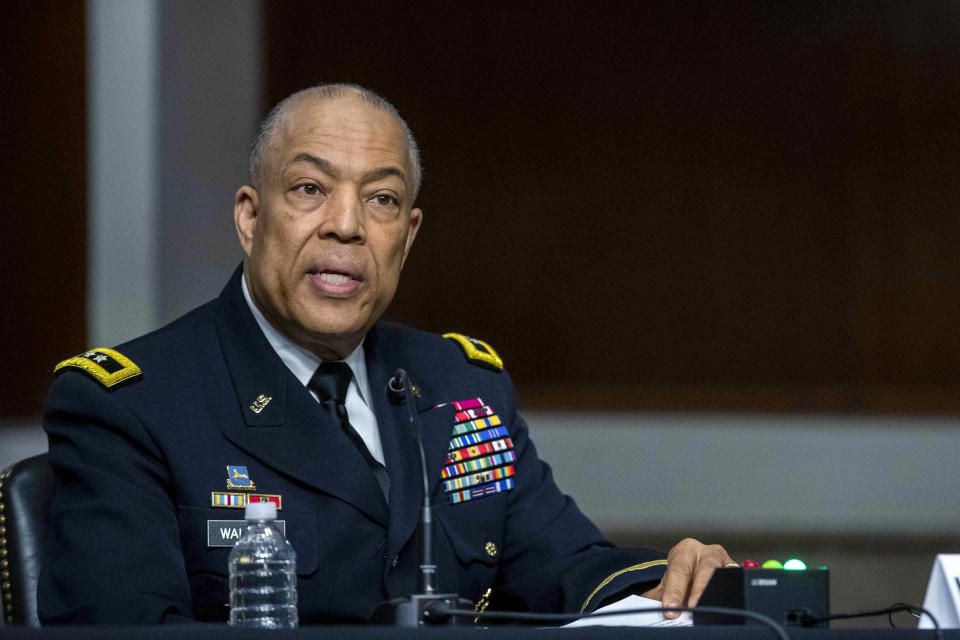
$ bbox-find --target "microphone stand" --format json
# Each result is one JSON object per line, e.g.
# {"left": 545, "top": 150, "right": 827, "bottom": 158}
{"left": 372, "top": 369, "right": 473, "bottom": 626}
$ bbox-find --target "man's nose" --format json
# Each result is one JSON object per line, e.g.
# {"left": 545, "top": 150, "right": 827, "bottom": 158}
{"left": 319, "top": 190, "right": 365, "bottom": 242}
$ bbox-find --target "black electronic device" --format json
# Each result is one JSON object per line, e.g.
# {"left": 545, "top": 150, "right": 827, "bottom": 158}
{"left": 693, "top": 567, "right": 829, "bottom": 628}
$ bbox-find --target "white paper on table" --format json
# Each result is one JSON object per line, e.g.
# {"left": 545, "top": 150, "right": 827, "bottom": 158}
{"left": 562, "top": 594, "right": 693, "bottom": 628}
{"left": 920, "top": 554, "right": 960, "bottom": 629}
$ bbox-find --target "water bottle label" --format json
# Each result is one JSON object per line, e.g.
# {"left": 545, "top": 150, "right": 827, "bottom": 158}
{"left": 207, "top": 520, "right": 286, "bottom": 547}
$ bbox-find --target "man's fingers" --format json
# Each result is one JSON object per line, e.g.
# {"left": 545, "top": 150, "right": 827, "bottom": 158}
{"left": 652, "top": 539, "right": 738, "bottom": 618}
{"left": 659, "top": 573, "right": 691, "bottom": 619}
{"left": 656, "top": 540, "right": 737, "bottom": 617}
{"left": 659, "top": 542, "right": 697, "bottom": 618}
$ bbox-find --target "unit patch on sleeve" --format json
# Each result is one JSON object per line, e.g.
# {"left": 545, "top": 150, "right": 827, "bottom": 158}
{"left": 443, "top": 398, "right": 516, "bottom": 505}
{"left": 54, "top": 348, "right": 142, "bottom": 389}
{"left": 443, "top": 333, "right": 503, "bottom": 371}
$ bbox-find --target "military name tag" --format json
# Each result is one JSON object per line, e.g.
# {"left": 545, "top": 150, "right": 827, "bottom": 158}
{"left": 207, "top": 520, "right": 286, "bottom": 547}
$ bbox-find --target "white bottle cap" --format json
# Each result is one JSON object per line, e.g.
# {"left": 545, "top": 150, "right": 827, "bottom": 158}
{"left": 244, "top": 501, "right": 277, "bottom": 521}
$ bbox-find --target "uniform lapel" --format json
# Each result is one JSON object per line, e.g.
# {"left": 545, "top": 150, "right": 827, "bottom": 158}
{"left": 364, "top": 325, "right": 420, "bottom": 560}
{"left": 365, "top": 324, "right": 457, "bottom": 561}
{"left": 419, "top": 398, "right": 456, "bottom": 499}
{"left": 214, "top": 267, "right": 388, "bottom": 527}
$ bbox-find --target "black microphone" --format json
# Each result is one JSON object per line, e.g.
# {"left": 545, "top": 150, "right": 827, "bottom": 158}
{"left": 373, "top": 369, "right": 472, "bottom": 626}
{"left": 386, "top": 373, "right": 406, "bottom": 405}
{"left": 397, "top": 368, "right": 436, "bottom": 595}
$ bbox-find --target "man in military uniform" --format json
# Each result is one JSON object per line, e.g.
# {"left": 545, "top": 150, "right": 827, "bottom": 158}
{"left": 39, "top": 84, "right": 734, "bottom": 624}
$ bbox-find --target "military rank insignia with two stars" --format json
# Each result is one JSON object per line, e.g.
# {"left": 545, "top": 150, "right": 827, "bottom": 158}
{"left": 54, "top": 348, "right": 142, "bottom": 390}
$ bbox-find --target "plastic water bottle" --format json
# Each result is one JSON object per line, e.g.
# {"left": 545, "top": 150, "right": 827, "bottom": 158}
{"left": 228, "top": 501, "right": 298, "bottom": 628}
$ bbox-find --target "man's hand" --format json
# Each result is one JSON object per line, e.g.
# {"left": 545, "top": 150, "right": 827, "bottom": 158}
{"left": 642, "top": 538, "right": 736, "bottom": 618}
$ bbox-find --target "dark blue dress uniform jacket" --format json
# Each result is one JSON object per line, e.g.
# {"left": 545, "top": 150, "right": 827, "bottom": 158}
{"left": 39, "top": 267, "right": 667, "bottom": 624}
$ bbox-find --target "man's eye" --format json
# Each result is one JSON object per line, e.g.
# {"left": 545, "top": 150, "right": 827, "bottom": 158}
{"left": 372, "top": 194, "right": 398, "bottom": 206}
{"left": 296, "top": 184, "right": 321, "bottom": 196}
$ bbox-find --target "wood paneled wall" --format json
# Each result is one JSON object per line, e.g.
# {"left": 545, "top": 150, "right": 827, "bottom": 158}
{"left": 263, "top": 2, "right": 960, "bottom": 412}
{"left": 8, "top": 3, "right": 958, "bottom": 418}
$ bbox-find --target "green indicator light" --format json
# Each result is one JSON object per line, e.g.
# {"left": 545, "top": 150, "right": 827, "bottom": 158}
{"left": 819, "top": 566, "right": 829, "bottom": 570}
{"left": 783, "top": 559, "right": 807, "bottom": 570}
{"left": 761, "top": 559, "right": 783, "bottom": 569}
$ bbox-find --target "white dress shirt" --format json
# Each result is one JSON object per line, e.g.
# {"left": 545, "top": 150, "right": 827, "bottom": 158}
{"left": 241, "top": 275, "right": 385, "bottom": 465}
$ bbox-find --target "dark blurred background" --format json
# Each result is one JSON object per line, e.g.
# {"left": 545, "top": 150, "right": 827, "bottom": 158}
{"left": 3, "top": 1, "right": 960, "bottom": 625}
{"left": 6, "top": 1, "right": 960, "bottom": 417}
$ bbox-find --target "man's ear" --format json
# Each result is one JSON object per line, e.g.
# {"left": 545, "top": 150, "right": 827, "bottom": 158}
{"left": 400, "top": 207, "right": 423, "bottom": 269}
{"left": 234, "top": 185, "right": 260, "bottom": 257}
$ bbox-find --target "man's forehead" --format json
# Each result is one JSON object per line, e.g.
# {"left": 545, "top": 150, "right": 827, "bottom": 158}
{"left": 260, "top": 95, "right": 411, "bottom": 187}
{"left": 280, "top": 96, "right": 407, "bottom": 158}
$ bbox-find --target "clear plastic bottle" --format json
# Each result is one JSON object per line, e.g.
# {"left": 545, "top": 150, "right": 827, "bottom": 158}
{"left": 228, "top": 501, "right": 298, "bottom": 628}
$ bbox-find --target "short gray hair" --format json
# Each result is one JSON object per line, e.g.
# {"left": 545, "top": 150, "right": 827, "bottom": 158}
{"left": 248, "top": 83, "right": 422, "bottom": 202}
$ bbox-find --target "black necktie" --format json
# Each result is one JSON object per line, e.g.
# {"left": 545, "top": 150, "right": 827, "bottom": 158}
{"left": 308, "top": 362, "right": 390, "bottom": 502}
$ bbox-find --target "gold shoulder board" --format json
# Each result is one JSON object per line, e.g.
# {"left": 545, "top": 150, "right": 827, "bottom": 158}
{"left": 443, "top": 333, "right": 503, "bottom": 371}
{"left": 54, "top": 347, "right": 142, "bottom": 390}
